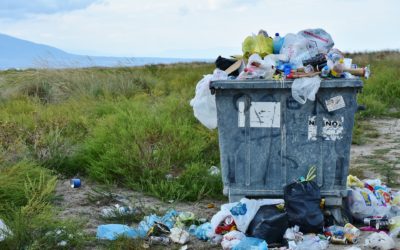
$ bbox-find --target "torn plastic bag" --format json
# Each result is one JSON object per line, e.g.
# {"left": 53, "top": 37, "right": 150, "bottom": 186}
{"left": 291, "top": 76, "right": 321, "bottom": 104}
{"left": 242, "top": 32, "right": 273, "bottom": 59}
{"left": 284, "top": 181, "right": 324, "bottom": 234}
{"left": 190, "top": 69, "right": 227, "bottom": 129}
{"left": 298, "top": 28, "right": 334, "bottom": 54}
{"left": 246, "top": 205, "right": 288, "bottom": 245}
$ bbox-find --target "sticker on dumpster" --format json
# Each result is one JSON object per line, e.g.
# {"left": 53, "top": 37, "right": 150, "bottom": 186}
{"left": 326, "top": 96, "right": 346, "bottom": 112}
{"left": 322, "top": 117, "right": 344, "bottom": 141}
{"left": 308, "top": 116, "right": 317, "bottom": 141}
{"left": 238, "top": 101, "right": 245, "bottom": 127}
{"left": 249, "top": 102, "right": 280, "bottom": 128}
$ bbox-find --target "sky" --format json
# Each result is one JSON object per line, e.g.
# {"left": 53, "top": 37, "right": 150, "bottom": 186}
{"left": 0, "top": 0, "right": 399, "bottom": 58}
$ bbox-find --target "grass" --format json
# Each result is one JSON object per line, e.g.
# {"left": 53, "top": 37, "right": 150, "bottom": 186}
{"left": 1, "top": 53, "right": 400, "bottom": 247}
{"left": 0, "top": 162, "right": 87, "bottom": 249}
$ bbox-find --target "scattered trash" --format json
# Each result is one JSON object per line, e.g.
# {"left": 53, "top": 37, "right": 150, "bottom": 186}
{"left": 364, "top": 232, "right": 396, "bottom": 250}
{"left": 147, "top": 222, "right": 171, "bottom": 237}
{"left": 96, "top": 224, "right": 138, "bottom": 240}
{"left": 221, "top": 230, "right": 246, "bottom": 250}
{"left": 208, "top": 166, "right": 221, "bottom": 176}
{"left": 389, "top": 216, "right": 400, "bottom": 237}
{"left": 194, "top": 222, "right": 213, "bottom": 241}
{"left": 169, "top": 227, "right": 190, "bottom": 244}
{"left": 364, "top": 216, "right": 390, "bottom": 230}
{"left": 207, "top": 203, "right": 215, "bottom": 209}
{"left": 57, "top": 240, "right": 68, "bottom": 247}
{"left": 100, "top": 204, "right": 135, "bottom": 218}
{"left": 175, "top": 211, "right": 196, "bottom": 228}
{"left": 0, "top": 219, "right": 12, "bottom": 241}
{"left": 149, "top": 236, "right": 170, "bottom": 245}
{"left": 346, "top": 247, "right": 362, "bottom": 250}
{"left": 294, "top": 235, "right": 329, "bottom": 250}
{"left": 70, "top": 178, "right": 81, "bottom": 188}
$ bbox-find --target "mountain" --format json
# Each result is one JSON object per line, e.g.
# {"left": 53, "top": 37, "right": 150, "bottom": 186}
{"left": 0, "top": 33, "right": 207, "bottom": 69}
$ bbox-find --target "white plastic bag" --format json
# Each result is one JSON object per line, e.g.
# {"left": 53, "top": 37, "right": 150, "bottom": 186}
{"left": 364, "top": 232, "right": 395, "bottom": 250}
{"left": 298, "top": 28, "right": 334, "bottom": 54}
{"left": 280, "top": 33, "right": 317, "bottom": 68}
{"left": 291, "top": 76, "right": 321, "bottom": 104}
{"left": 347, "top": 187, "right": 390, "bottom": 220}
{"left": 190, "top": 69, "right": 227, "bottom": 129}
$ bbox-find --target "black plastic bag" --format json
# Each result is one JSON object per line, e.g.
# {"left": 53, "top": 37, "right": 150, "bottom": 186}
{"left": 246, "top": 205, "right": 288, "bottom": 244}
{"left": 215, "top": 56, "right": 241, "bottom": 77}
{"left": 284, "top": 181, "right": 324, "bottom": 233}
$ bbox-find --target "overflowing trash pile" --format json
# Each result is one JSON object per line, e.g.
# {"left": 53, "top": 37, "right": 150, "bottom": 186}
{"left": 190, "top": 28, "right": 370, "bottom": 130}
{"left": 94, "top": 173, "right": 399, "bottom": 249}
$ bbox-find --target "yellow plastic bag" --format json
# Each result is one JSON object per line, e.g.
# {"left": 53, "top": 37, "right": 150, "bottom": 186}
{"left": 347, "top": 175, "right": 364, "bottom": 188}
{"left": 242, "top": 34, "right": 273, "bottom": 59}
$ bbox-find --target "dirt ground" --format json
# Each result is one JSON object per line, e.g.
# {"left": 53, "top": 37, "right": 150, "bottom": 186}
{"left": 55, "top": 118, "right": 400, "bottom": 249}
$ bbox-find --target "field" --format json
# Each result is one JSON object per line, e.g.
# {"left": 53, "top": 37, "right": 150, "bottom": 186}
{"left": 1, "top": 51, "right": 400, "bottom": 249}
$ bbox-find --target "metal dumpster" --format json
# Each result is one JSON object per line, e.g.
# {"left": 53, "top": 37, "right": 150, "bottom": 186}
{"left": 210, "top": 79, "right": 363, "bottom": 220}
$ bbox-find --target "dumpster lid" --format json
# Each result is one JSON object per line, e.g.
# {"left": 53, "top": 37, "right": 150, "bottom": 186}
{"left": 210, "top": 79, "right": 363, "bottom": 90}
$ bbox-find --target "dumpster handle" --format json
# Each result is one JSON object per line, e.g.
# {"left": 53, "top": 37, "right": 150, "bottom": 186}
{"left": 232, "top": 93, "right": 252, "bottom": 112}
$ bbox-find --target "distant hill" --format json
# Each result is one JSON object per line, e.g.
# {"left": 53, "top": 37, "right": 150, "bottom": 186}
{"left": 0, "top": 33, "right": 206, "bottom": 69}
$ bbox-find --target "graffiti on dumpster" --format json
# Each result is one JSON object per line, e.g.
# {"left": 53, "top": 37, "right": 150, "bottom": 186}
{"left": 307, "top": 116, "right": 344, "bottom": 141}
{"left": 308, "top": 116, "right": 318, "bottom": 141}
{"left": 249, "top": 102, "right": 280, "bottom": 128}
{"left": 322, "top": 117, "right": 344, "bottom": 141}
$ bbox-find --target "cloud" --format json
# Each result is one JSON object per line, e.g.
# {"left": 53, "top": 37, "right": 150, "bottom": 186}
{"left": 0, "top": 0, "right": 103, "bottom": 19}
{"left": 0, "top": 0, "right": 398, "bottom": 58}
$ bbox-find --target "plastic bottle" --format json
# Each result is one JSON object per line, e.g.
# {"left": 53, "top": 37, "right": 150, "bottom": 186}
{"left": 273, "top": 33, "right": 284, "bottom": 54}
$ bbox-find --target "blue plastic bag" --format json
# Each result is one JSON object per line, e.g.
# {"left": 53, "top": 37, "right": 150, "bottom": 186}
{"left": 96, "top": 224, "right": 138, "bottom": 240}
{"left": 232, "top": 237, "right": 268, "bottom": 250}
